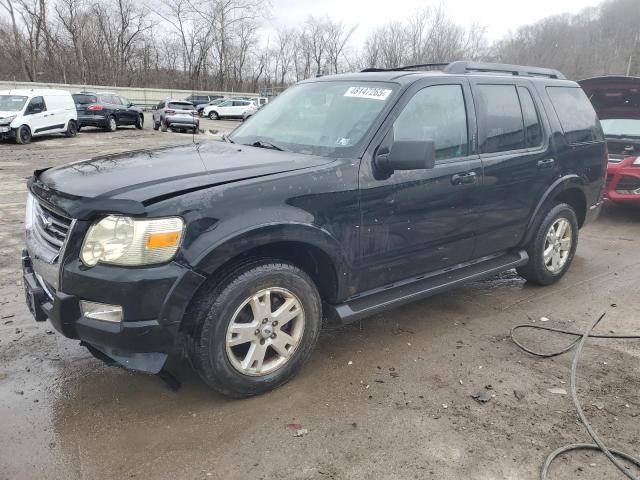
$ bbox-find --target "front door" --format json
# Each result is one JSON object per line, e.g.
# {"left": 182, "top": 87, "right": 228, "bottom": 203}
{"left": 357, "top": 80, "right": 482, "bottom": 292}
{"left": 24, "top": 96, "right": 49, "bottom": 135}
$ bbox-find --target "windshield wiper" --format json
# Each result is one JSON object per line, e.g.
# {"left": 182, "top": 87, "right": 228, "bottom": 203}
{"left": 249, "top": 140, "right": 287, "bottom": 151}
{"left": 222, "top": 133, "right": 234, "bottom": 143}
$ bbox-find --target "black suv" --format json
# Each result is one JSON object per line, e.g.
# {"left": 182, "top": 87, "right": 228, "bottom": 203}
{"left": 23, "top": 62, "right": 606, "bottom": 397}
{"left": 72, "top": 92, "right": 144, "bottom": 131}
{"left": 184, "top": 94, "right": 223, "bottom": 110}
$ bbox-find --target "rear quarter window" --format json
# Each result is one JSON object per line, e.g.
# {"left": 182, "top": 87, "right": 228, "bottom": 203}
{"left": 547, "top": 86, "right": 603, "bottom": 144}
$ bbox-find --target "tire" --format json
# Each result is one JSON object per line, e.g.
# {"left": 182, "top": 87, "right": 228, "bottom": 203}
{"left": 105, "top": 116, "right": 117, "bottom": 132}
{"left": 190, "top": 260, "right": 322, "bottom": 397}
{"left": 152, "top": 120, "right": 159, "bottom": 131}
{"left": 160, "top": 121, "right": 168, "bottom": 132}
{"left": 65, "top": 120, "right": 78, "bottom": 138}
{"left": 208, "top": 111, "right": 219, "bottom": 120}
{"left": 135, "top": 114, "right": 144, "bottom": 130}
{"left": 516, "top": 203, "right": 579, "bottom": 286}
{"left": 15, "top": 125, "right": 32, "bottom": 144}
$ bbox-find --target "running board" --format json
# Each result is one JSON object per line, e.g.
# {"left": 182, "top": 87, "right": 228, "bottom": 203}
{"left": 331, "top": 250, "right": 528, "bottom": 324}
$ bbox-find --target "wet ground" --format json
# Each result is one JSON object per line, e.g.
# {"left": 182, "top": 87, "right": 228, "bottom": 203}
{"left": 1, "top": 119, "right": 639, "bottom": 479}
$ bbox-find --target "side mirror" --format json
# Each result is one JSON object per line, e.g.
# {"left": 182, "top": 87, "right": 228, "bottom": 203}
{"left": 375, "top": 140, "right": 436, "bottom": 171}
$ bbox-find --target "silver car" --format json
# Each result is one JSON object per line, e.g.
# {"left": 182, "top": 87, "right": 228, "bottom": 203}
{"left": 152, "top": 99, "right": 199, "bottom": 133}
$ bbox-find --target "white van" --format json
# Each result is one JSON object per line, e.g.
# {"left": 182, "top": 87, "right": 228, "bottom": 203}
{"left": 0, "top": 89, "right": 78, "bottom": 144}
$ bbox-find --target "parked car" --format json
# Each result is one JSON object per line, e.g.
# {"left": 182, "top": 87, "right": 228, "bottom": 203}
{"left": 184, "top": 94, "right": 223, "bottom": 110}
{"left": 152, "top": 99, "right": 199, "bottom": 133}
{"left": 72, "top": 92, "right": 144, "bottom": 131}
{"left": 23, "top": 62, "right": 606, "bottom": 397}
{"left": 579, "top": 76, "right": 640, "bottom": 206}
{"left": 197, "top": 97, "right": 228, "bottom": 116}
{"left": 0, "top": 89, "right": 77, "bottom": 144}
{"left": 204, "top": 99, "right": 257, "bottom": 119}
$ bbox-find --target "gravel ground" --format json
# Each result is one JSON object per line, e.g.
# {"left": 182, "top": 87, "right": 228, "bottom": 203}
{"left": 0, "top": 117, "right": 639, "bottom": 480}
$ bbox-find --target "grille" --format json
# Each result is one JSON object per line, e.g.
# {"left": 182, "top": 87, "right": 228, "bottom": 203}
{"left": 32, "top": 200, "right": 72, "bottom": 253}
{"left": 617, "top": 175, "right": 640, "bottom": 191}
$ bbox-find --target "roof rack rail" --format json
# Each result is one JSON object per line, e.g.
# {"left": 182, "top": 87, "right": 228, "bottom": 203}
{"left": 361, "top": 63, "right": 450, "bottom": 73}
{"left": 443, "top": 61, "right": 566, "bottom": 79}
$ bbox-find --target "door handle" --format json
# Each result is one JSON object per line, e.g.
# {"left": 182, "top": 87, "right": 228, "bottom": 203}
{"left": 537, "top": 158, "right": 555, "bottom": 169}
{"left": 451, "top": 171, "right": 478, "bottom": 186}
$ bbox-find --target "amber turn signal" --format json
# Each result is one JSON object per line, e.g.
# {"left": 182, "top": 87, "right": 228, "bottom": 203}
{"left": 146, "top": 231, "right": 181, "bottom": 249}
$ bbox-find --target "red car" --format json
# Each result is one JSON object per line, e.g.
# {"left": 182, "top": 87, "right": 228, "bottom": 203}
{"left": 579, "top": 76, "right": 640, "bottom": 205}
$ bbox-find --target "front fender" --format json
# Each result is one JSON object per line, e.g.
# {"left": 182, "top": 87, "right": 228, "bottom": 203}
{"left": 191, "top": 222, "right": 351, "bottom": 287}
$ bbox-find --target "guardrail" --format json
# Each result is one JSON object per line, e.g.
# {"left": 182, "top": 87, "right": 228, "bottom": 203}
{"left": 0, "top": 81, "right": 258, "bottom": 110}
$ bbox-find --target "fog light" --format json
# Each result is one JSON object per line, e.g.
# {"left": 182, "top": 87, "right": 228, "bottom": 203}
{"left": 80, "top": 301, "right": 123, "bottom": 323}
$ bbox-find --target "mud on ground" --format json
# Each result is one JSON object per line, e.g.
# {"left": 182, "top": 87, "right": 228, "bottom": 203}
{"left": 1, "top": 120, "right": 639, "bottom": 479}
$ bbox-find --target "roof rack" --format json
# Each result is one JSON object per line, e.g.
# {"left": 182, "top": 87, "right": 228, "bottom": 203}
{"left": 361, "top": 63, "right": 450, "bottom": 73}
{"left": 361, "top": 61, "right": 566, "bottom": 80}
{"left": 443, "top": 61, "right": 566, "bottom": 79}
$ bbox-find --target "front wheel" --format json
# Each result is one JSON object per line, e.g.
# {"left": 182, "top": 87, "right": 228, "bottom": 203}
{"left": 517, "top": 203, "right": 579, "bottom": 286}
{"left": 190, "top": 261, "right": 322, "bottom": 397}
{"left": 208, "top": 111, "right": 219, "bottom": 120}
{"left": 15, "top": 125, "right": 32, "bottom": 144}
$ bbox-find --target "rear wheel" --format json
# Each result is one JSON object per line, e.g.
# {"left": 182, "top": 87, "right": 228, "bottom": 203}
{"left": 65, "top": 120, "right": 78, "bottom": 137}
{"left": 105, "top": 116, "right": 117, "bottom": 132}
{"left": 152, "top": 120, "right": 160, "bottom": 131}
{"left": 190, "top": 260, "right": 322, "bottom": 397}
{"left": 517, "top": 203, "right": 579, "bottom": 285}
{"left": 160, "top": 121, "right": 168, "bottom": 132}
{"left": 15, "top": 125, "right": 32, "bottom": 144}
{"left": 135, "top": 114, "right": 144, "bottom": 130}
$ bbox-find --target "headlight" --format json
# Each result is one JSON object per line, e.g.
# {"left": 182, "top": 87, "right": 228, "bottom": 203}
{"left": 25, "top": 193, "right": 34, "bottom": 230}
{"left": 0, "top": 115, "right": 16, "bottom": 126}
{"left": 81, "top": 215, "right": 184, "bottom": 267}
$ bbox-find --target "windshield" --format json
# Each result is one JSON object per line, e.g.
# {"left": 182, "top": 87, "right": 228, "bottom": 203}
{"left": 230, "top": 81, "right": 397, "bottom": 156}
{"left": 0, "top": 95, "right": 28, "bottom": 112}
{"left": 600, "top": 119, "right": 640, "bottom": 138}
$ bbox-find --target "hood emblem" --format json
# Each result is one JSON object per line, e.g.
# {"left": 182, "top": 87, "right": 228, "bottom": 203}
{"left": 40, "top": 214, "right": 53, "bottom": 229}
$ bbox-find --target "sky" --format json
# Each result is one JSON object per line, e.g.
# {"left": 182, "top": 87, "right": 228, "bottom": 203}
{"left": 266, "top": 0, "right": 604, "bottom": 44}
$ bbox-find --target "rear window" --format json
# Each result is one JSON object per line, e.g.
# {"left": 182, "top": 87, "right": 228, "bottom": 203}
{"left": 73, "top": 94, "right": 97, "bottom": 105}
{"left": 476, "top": 84, "right": 525, "bottom": 153}
{"left": 547, "top": 87, "right": 603, "bottom": 144}
{"left": 168, "top": 102, "right": 195, "bottom": 110}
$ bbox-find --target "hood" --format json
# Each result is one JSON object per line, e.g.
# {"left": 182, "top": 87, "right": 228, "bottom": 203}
{"left": 0, "top": 111, "right": 19, "bottom": 121}
{"left": 578, "top": 76, "right": 640, "bottom": 120}
{"left": 30, "top": 141, "right": 333, "bottom": 218}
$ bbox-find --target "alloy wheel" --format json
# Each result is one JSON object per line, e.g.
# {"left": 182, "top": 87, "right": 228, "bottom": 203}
{"left": 225, "top": 287, "right": 305, "bottom": 376}
{"left": 543, "top": 218, "right": 572, "bottom": 273}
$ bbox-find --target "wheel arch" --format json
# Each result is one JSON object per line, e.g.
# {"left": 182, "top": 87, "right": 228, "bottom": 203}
{"left": 191, "top": 223, "right": 350, "bottom": 304}
{"left": 522, "top": 175, "right": 588, "bottom": 246}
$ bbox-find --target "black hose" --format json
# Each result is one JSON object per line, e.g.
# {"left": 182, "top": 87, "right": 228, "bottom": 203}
{"left": 511, "top": 313, "right": 640, "bottom": 480}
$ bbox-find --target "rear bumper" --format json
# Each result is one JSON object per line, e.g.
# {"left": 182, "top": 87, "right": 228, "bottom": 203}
{"left": 78, "top": 115, "right": 108, "bottom": 127}
{"left": 165, "top": 116, "right": 199, "bottom": 128}
{"left": 22, "top": 249, "right": 205, "bottom": 372}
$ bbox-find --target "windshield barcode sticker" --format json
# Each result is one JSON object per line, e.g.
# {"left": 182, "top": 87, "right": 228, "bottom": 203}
{"left": 344, "top": 87, "right": 392, "bottom": 100}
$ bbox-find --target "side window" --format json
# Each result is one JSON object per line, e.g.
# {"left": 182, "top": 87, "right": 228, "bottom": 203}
{"left": 232, "top": 101, "right": 242, "bottom": 106}
{"left": 476, "top": 84, "right": 525, "bottom": 153}
{"left": 518, "top": 87, "right": 543, "bottom": 148}
{"left": 120, "top": 96, "right": 131, "bottom": 106}
{"left": 546, "top": 86, "right": 602, "bottom": 144}
{"left": 393, "top": 84, "right": 468, "bottom": 161}
{"left": 26, "top": 96, "right": 46, "bottom": 115}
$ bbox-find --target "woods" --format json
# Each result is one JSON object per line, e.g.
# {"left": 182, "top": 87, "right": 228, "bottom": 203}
{"left": 0, "top": 0, "right": 638, "bottom": 92}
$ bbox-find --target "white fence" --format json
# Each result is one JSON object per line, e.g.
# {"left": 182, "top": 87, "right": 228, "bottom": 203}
{"left": 0, "top": 80, "right": 257, "bottom": 108}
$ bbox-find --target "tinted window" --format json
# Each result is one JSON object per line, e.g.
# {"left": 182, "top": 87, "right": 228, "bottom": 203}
{"left": 26, "top": 96, "right": 46, "bottom": 114}
{"left": 393, "top": 84, "right": 468, "bottom": 160}
{"left": 547, "top": 86, "right": 602, "bottom": 144}
{"left": 168, "top": 102, "right": 194, "bottom": 110}
{"left": 518, "top": 87, "right": 543, "bottom": 148}
{"left": 476, "top": 84, "right": 525, "bottom": 153}
{"left": 72, "top": 94, "right": 97, "bottom": 105}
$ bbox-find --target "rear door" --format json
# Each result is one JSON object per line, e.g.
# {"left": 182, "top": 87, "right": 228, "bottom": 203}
{"left": 469, "top": 79, "right": 556, "bottom": 256}
{"left": 358, "top": 79, "right": 483, "bottom": 291}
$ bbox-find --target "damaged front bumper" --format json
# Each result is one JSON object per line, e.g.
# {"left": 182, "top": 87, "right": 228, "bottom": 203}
{"left": 22, "top": 248, "right": 205, "bottom": 373}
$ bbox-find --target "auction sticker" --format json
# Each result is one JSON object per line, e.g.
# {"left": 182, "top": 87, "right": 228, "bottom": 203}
{"left": 344, "top": 87, "right": 392, "bottom": 100}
